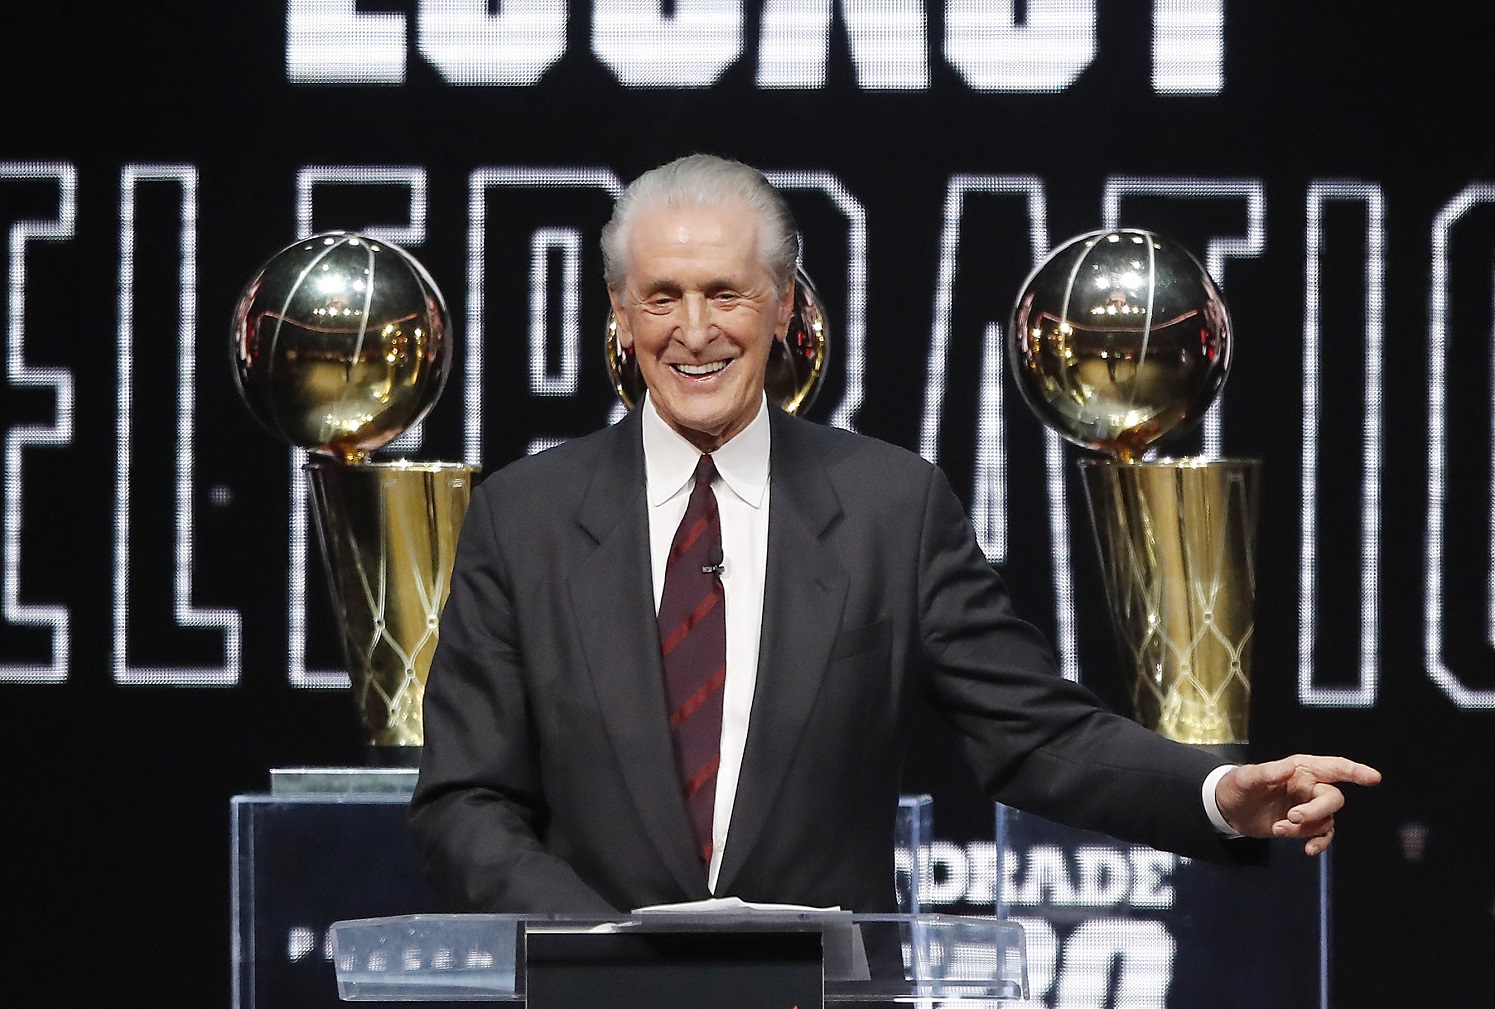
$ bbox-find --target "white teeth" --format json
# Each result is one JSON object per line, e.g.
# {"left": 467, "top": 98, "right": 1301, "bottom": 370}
{"left": 674, "top": 360, "right": 729, "bottom": 376}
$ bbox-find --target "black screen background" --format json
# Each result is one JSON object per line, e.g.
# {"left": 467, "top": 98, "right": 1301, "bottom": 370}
{"left": 2, "top": 4, "right": 1492, "bottom": 1005}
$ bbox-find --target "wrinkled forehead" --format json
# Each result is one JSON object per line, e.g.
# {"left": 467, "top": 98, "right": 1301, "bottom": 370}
{"left": 619, "top": 199, "right": 767, "bottom": 283}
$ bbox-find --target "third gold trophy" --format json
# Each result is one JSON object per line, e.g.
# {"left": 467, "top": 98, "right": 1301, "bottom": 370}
{"left": 1009, "top": 230, "right": 1259, "bottom": 748}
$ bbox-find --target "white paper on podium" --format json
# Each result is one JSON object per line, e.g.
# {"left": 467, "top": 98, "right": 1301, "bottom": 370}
{"left": 632, "top": 897, "right": 842, "bottom": 913}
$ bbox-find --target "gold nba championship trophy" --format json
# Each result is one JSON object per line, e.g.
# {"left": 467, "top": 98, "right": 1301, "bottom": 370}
{"left": 606, "top": 265, "right": 830, "bottom": 412}
{"left": 232, "top": 233, "right": 474, "bottom": 765}
{"left": 1009, "top": 230, "right": 1259, "bottom": 748}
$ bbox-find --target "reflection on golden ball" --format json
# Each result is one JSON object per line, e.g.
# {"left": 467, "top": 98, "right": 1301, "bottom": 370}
{"left": 1008, "top": 230, "right": 1231, "bottom": 460}
{"left": 231, "top": 233, "right": 452, "bottom": 462}
{"left": 607, "top": 265, "right": 830, "bottom": 415}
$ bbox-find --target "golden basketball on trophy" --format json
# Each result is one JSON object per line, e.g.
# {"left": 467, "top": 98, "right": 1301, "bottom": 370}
{"left": 1009, "top": 229, "right": 1259, "bottom": 747}
{"left": 232, "top": 233, "right": 475, "bottom": 762}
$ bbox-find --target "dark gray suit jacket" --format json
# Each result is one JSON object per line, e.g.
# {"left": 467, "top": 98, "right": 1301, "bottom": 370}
{"left": 409, "top": 406, "right": 1242, "bottom": 914}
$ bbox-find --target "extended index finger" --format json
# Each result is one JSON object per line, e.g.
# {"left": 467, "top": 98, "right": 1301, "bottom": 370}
{"left": 1287, "top": 754, "right": 1382, "bottom": 787}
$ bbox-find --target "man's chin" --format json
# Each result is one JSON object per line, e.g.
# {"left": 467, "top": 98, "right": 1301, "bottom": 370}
{"left": 655, "top": 397, "right": 757, "bottom": 450}
{"left": 674, "top": 412, "right": 732, "bottom": 442}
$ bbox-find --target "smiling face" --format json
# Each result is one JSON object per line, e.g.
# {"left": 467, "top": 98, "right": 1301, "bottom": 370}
{"left": 610, "top": 200, "right": 794, "bottom": 453}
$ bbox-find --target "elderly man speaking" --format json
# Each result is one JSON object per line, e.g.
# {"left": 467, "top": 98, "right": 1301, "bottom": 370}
{"left": 408, "top": 154, "right": 1379, "bottom": 915}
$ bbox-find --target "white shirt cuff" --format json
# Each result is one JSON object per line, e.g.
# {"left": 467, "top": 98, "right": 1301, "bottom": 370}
{"left": 1202, "top": 764, "right": 1243, "bottom": 838}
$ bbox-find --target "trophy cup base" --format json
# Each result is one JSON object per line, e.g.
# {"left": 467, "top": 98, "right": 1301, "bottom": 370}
{"left": 365, "top": 744, "right": 423, "bottom": 768}
{"left": 270, "top": 766, "right": 419, "bottom": 796}
{"left": 1191, "top": 742, "right": 1250, "bottom": 764}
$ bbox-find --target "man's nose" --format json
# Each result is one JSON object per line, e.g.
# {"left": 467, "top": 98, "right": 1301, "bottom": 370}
{"left": 677, "top": 295, "right": 715, "bottom": 346}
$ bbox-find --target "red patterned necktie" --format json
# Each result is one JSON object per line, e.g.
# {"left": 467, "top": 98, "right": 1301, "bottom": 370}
{"left": 658, "top": 453, "right": 727, "bottom": 869}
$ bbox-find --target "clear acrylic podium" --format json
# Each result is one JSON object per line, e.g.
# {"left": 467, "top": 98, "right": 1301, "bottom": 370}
{"left": 330, "top": 911, "right": 1027, "bottom": 1003}
{"left": 237, "top": 779, "right": 1326, "bottom": 1008}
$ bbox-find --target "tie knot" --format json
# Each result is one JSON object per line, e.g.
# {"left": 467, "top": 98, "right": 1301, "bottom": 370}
{"left": 693, "top": 453, "right": 717, "bottom": 488}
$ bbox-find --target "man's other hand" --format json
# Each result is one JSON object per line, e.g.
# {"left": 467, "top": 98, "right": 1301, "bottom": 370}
{"left": 1216, "top": 755, "right": 1382, "bottom": 855}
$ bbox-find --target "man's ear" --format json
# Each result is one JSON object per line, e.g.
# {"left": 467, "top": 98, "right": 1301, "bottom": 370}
{"left": 608, "top": 288, "right": 633, "bottom": 350}
{"left": 776, "top": 278, "right": 796, "bottom": 341}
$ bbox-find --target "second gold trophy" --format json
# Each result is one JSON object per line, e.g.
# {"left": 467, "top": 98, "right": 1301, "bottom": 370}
{"left": 1009, "top": 230, "right": 1258, "bottom": 747}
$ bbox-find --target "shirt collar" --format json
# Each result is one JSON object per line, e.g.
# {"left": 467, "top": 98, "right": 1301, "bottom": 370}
{"left": 642, "top": 393, "right": 771, "bottom": 510}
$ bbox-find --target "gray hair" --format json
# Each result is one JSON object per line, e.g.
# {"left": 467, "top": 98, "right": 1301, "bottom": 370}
{"left": 601, "top": 154, "right": 799, "bottom": 296}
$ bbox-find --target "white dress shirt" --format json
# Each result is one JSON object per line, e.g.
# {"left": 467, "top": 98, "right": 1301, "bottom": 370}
{"left": 642, "top": 394, "right": 771, "bottom": 892}
{"left": 639, "top": 394, "right": 1238, "bottom": 893}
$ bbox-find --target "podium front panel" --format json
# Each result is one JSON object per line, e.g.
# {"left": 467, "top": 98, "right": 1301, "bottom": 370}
{"left": 330, "top": 913, "right": 1027, "bottom": 1002}
{"left": 526, "top": 929, "right": 823, "bottom": 1009}
{"left": 232, "top": 793, "right": 447, "bottom": 1009}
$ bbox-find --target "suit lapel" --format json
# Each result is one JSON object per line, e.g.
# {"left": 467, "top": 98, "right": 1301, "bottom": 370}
{"left": 716, "top": 410, "right": 848, "bottom": 893}
{"left": 566, "top": 411, "right": 709, "bottom": 900}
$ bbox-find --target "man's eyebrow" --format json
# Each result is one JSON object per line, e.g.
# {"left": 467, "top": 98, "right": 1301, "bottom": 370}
{"left": 636, "top": 278, "right": 682, "bottom": 296}
{"left": 632, "top": 276, "right": 752, "bottom": 298}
